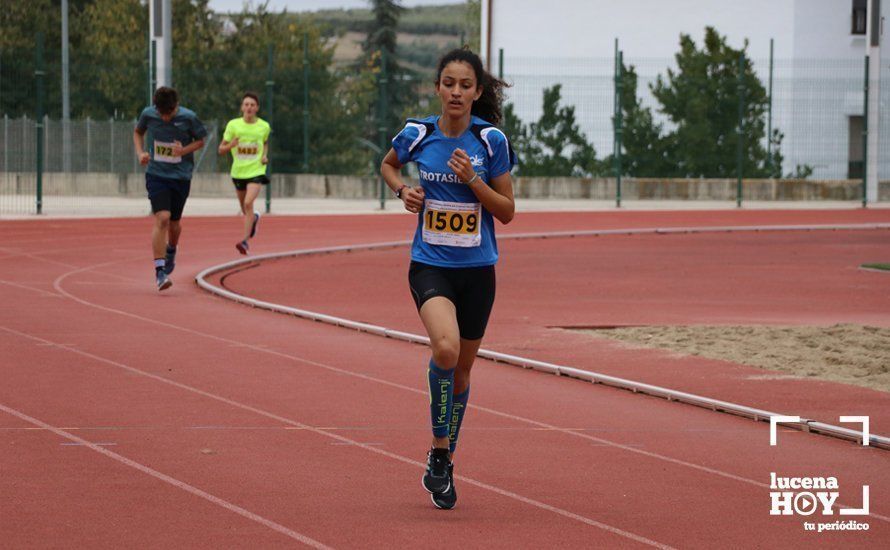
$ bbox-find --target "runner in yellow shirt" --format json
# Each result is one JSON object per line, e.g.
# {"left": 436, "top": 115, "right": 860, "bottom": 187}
{"left": 218, "top": 92, "right": 271, "bottom": 254}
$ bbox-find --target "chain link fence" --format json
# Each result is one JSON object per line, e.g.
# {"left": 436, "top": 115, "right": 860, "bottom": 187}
{"left": 2, "top": 46, "right": 888, "bottom": 214}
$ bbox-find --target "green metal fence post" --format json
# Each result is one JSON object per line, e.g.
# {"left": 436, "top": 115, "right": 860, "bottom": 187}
{"left": 265, "top": 44, "right": 274, "bottom": 214}
{"left": 303, "top": 32, "right": 310, "bottom": 173}
{"left": 766, "top": 38, "right": 774, "bottom": 176}
{"left": 736, "top": 52, "right": 745, "bottom": 208}
{"left": 35, "top": 32, "right": 45, "bottom": 215}
{"left": 862, "top": 56, "right": 868, "bottom": 208}
{"left": 377, "top": 49, "right": 389, "bottom": 210}
{"left": 615, "top": 51, "right": 623, "bottom": 208}
{"left": 498, "top": 48, "right": 504, "bottom": 80}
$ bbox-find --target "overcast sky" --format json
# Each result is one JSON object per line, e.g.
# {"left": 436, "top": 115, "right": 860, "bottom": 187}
{"left": 207, "top": 0, "right": 462, "bottom": 12}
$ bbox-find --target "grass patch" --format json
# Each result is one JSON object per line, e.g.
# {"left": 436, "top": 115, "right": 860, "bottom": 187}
{"left": 861, "top": 263, "right": 890, "bottom": 271}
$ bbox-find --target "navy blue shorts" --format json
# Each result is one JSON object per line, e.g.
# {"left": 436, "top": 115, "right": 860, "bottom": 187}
{"left": 408, "top": 261, "right": 496, "bottom": 340}
{"left": 146, "top": 174, "right": 191, "bottom": 220}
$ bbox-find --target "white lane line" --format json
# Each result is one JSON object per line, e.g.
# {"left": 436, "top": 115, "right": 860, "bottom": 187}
{"left": 49, "top": 253, "right": 890, "bottom": 521}
{"left": 0, "top": 325, "right": 675, "bottom": 549}
{"left": 0, "top": 401, "right": 331, "bottom": 549}
{"left": 0, "top": 279, "right": 62, "bottom": 297}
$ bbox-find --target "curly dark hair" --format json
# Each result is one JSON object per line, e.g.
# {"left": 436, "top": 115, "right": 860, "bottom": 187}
{"left": 435, "top": 48, "right": 509, "bottom": 126}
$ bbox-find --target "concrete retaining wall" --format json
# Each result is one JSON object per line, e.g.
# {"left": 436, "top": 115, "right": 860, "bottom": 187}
{"left": 7, "top": 172, "right": 890, "bottom": 201}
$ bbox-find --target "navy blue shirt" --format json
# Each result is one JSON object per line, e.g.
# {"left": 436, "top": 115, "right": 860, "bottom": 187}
{"left": 136, "top": 106, "right": 207, "bottom": 180}
{"left": 392, "top": 115, "right": 515, "bottom": 268}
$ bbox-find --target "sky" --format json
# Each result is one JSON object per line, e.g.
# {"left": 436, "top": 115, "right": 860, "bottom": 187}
{"left": 207, "top": 0, "right": 462, "bottom": 12}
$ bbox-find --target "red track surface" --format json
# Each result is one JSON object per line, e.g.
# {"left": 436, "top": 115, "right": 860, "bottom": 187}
{"left": 2, "top": 209, "right": 889, "bottom": 548}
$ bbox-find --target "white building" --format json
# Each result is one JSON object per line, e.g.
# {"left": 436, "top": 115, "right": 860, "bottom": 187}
{"left": 481, "top": 0, "right": 887, "bottom": 188}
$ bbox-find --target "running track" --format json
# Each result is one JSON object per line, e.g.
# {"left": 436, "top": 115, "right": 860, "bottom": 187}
{"left": 1, "top": 209, "right": 888, "bottom": 548}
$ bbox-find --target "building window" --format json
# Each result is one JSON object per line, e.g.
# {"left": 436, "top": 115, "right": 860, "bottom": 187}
{"left": 848, "top": 115, "right": 864, "bottom": 179}
{"left": 852, "top": 0, "right": 867, "bottom": 35}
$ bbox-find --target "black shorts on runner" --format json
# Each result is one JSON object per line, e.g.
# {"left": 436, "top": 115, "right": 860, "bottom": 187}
{"left": 232, "top": 175, "right": 270, "bottom": 191}
{"left": 408, "top": 260, "right": 496, "bottom": 340}
{"left": 146, "top": 173, "right": 191, "bottom": 221}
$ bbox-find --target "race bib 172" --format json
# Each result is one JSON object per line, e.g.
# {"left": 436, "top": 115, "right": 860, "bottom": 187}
{"left": 153, "top": 141, "right": 181, "bottom": 164}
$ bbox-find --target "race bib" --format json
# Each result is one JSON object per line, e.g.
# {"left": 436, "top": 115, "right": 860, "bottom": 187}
{"left": 234, "top": 141, "right": 260, "bottom": 161}
{"left": 422, "top": 199, "right": 481, "bottom": 248}
{"left": 153, "top": 141, "right": 181, "bottom": 164}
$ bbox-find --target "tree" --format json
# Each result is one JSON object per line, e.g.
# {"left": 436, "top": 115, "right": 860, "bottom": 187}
{"left": 464, "top": 0, "right": 481, "bottom": 52}
{"left": 361, "top": 0, "right": 418, "bottom": 142}
{"left": 651, "top": 27, "right": 782, "bottom": 178}
{"left": 603, "top": 62, "right": 672, "bottom": 177}
{"left": 504, "top": 85, "right": 601, "bottom": 177}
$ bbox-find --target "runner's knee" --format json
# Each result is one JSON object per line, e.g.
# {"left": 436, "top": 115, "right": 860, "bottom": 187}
{"left": 431, "top": 337, "right": 460, "bottom": 369}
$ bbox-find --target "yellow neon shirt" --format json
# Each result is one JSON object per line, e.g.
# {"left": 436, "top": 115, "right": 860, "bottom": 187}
{"left": 223, "top": 117, "right": 271, "bottom": 179}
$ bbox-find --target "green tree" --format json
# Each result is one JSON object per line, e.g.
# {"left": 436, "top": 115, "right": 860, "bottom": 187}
{"left": 651, "top": 27, "right": 782, "bottom": 178}
{"left": 1, "top": 0, "right": 60, "bottom": 117}
{"left": 76, "top": 0, "right": 147, "bottom": 118}
{"left": 464, "top": 0, "right": 481, "bottom": 51}
{"left": 361, "top": 0, "right": 418, "bottom": 142}
{"left": 504, "top": 85, "right": 601, "bottom": 177}
{"left": 601, "top": 62, "right": 672, "bottom": 177}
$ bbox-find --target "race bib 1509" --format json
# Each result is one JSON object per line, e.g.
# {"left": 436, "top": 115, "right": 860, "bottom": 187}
{"left": 422, "top": 199, "right": 481, "bottom": 248}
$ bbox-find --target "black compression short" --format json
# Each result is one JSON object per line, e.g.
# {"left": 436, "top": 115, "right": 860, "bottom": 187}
{"left": 408, "top": 260, "right": 496, "bottom": 340}
{"left": 232, "top": 175, "right": 270, "bottom": 191}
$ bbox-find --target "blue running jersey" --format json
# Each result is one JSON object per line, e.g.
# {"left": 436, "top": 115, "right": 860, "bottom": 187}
{"left": 136, "top": 106, "right": 208, "bottom": 180}
{"left": 392, "top": 115, "right": 516, "bottom": 268}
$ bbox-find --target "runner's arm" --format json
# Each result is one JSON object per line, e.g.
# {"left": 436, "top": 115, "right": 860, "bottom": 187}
{"left": 382, "top": 148, "right": 424, "bottom": 213}
{"left": 133, "top": 128, "right": 150, "bottom": 165}
{"left": 468, "top": 171, "right": 514, "bottom": 224}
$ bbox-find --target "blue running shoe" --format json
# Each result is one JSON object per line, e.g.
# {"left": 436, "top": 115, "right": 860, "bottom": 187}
{"left": 422, "top": 448, "right": 451, "bottom": 494}
{"left": 156, "top": 268, "right": 172, "bottom": 291}
{"left": 249, "top": 212, "right": 261, "bottom": 239}
{"left": 164, "top": 247, "right": 176, "bottom": 275}
{"left": 431, "top": 462, "right": 456, "bottom": 510}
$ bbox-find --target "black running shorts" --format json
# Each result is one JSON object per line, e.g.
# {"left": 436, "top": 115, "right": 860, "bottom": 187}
{"left": 146, "top": 173, "right": 191, "bottom": 221}
{"left": 232, "top": 175, "right": 270, "bottom": 191}
{"left": 408, "top": 261, "right": 496, "bottom": 340}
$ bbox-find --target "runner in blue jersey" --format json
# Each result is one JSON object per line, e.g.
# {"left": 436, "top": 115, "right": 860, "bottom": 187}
{"left": 381, "top": 48, "right": 516, "bottom": 510}
{"left": 133, "top": 87, "right": 207, "bottom": 291}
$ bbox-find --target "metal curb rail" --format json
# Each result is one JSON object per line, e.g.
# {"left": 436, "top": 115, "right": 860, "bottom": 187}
{"left": 195, "top": 223, "right": 890, "bottom": 450}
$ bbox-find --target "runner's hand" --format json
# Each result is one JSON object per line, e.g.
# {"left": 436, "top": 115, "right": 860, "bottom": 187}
{"left": 401, "top": 186, "right": 425, "bottom": 214}
{"left": 138, "top": 151, "right": 150, "bottom": 166}
{"left": 261, "top": 155, "right": 268, "bottom": 165}
{"left": 172, "top": 141, "right": 183, "bottom": 157}
{"left": 448, "top": 148, "right": 476, "bottom": 184}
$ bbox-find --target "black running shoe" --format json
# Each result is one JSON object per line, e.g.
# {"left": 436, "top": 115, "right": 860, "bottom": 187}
{"left": 422, "top": 448, "right": 451, "bottom": 494}
{"left": 431, "top": 462, "right": 456, "bottom": 510}
{"left": 235, "top": 240, "right": 249, "bottom": 255}
{"left": 249, "top": 212, "right": 260, "bottom": 239}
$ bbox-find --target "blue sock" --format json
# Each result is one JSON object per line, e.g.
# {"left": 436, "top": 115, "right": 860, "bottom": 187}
{"left": 154, "top": 258, "right": 165, "bottom": 270}
{"left": 428, "top": 359, "right": 454, "bottom": 438}
{"left": 449, "top": 386, "right": 470, "bottom": 454}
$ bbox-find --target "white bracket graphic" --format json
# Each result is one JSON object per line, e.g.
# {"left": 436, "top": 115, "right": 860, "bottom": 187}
{"left": 839, "top": 485, "right": 870, "bottom": 515}
{"left": 770, "top": 416, "right": 801, "bottom": 446}
{"left": 839, "top": 416, "right": 870, "bottom": 446}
